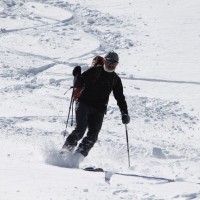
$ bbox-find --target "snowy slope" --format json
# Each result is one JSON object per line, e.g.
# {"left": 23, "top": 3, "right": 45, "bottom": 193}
{"left": 1, "top": 0, "right": 200, "bottom": 199}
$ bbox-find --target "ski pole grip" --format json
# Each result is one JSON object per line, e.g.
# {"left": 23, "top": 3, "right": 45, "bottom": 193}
{"left": 72, "top": 66, "right": 81, "bottom": 76}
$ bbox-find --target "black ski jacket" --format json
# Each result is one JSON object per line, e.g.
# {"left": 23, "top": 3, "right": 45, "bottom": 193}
{"left": 75, "top": 66, "right": 128, "bottom": 114}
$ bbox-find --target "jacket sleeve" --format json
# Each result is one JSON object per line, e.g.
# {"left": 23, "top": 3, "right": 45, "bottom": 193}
{"left": 113, "top": 76, "right": 128, "bottom": 115}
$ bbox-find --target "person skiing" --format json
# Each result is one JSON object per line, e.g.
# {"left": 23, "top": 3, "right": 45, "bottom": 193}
{"left": 61, "top": 51, "right": 130, "bottom": 165}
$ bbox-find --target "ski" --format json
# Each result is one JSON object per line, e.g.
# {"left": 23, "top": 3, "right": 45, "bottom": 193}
{"left": 83, "top": 167, "right": 175, "bottom": 183}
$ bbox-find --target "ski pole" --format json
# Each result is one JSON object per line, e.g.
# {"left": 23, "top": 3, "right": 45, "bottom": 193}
{"left": 70, "top": 65, "right": 81, "bottom": 127}
{"left": 71, "top": 99, "right": 74, "bottom": 126}
{"left": 64, "top": 88, "right": 74, "bottom": 137}
{"left": 125, "top": 124, "right": 131, "bottom": 168}
{"left": 64, "top": 66, "right": 81, "bottom": 137}
{"left": 64, "top": 86, "right": 73, "bottom": 95}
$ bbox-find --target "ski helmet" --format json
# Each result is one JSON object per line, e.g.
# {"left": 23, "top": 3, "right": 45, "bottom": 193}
{"left": 104, "top": 51, "right": 119, "bottom": 62}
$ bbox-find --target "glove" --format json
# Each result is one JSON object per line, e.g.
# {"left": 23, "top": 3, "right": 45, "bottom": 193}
{"left": 122, "top": 114, "right": 130, "bottom": 124}
{"left": 72, "top": 66, "right": 81, "bottom": 76}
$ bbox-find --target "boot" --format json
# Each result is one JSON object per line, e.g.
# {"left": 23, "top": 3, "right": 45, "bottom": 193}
{"left": 60, "top": 144, "right": 76, "bottom": 154}
{"left": 60, "top": 133, "right": 78, "bottom": 154}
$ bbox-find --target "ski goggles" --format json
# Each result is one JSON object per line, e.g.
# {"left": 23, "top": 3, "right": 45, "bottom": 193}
{"left": 105, "top": 58, "right": 118, "bottom": 67}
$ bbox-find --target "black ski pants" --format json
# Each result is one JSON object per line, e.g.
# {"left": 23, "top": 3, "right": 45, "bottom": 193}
{"left": 66, "top": 102, "right": 104, "bottom": 156}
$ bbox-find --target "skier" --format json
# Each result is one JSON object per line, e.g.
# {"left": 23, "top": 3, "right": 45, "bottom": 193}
{"left": 61, "top": 51, "right": 130, "bottom": 166}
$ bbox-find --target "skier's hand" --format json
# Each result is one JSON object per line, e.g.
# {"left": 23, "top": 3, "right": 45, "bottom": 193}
{"left": 122, "top": 114, "right": 130, "bottom": 124}
{"left": 73, "top": 87, "right": 82, "bottom": 101}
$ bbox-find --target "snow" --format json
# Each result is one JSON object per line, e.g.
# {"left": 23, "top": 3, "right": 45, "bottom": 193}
{"left": 1, "top": 0, "right": 200, "bottom": 199}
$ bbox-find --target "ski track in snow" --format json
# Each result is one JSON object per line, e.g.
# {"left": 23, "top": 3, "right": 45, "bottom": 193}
{"left": 1, "top": 0, "right": 200, "bottom": 199}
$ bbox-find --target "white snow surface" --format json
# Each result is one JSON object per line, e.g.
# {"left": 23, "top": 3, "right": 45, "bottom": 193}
{"left": 1, "top": 0, "right": 200, "bottom": 199}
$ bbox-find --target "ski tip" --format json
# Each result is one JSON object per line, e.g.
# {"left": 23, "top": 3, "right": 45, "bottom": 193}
{"left": 84, "top": 167, "right": 104, "bottom": 172}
